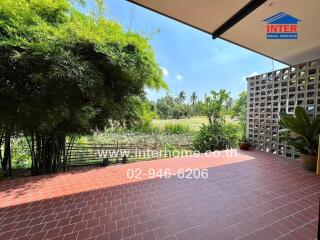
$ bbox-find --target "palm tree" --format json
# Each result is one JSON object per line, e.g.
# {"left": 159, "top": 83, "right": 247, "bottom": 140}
{"left": 178, "top": 91, "right": 186, "bottom": 103}
{"left": 190, "top": 92, "right": 198, "bottom": 115}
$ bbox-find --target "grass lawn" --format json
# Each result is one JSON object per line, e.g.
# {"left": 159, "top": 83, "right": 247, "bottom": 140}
{"left": 151, "top": 116, "right": 208, "bottom": 131}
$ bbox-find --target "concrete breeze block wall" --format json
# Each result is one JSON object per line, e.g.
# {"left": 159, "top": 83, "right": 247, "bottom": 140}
{"left": 246, "top": 59, "right": 320, "bottom": 159}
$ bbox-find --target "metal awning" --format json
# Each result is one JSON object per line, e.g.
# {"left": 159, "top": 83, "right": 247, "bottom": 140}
{"left": 128, "top": 0, "right": 320, "bottom": 65}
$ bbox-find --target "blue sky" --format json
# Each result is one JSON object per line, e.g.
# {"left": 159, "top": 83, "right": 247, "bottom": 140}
{"left": 99, "top": 0, "right": 287, "bottom": 100}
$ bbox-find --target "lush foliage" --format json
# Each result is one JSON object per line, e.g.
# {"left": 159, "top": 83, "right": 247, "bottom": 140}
{"left": 279, "top": 106, "right": 320, "bottom": 156}
{"left": 192, "top": 122, "right": 239, "bottom": 152}
{"left": 193, "top": 90, "right": 240, "bottom": 152}
{"left": 0, "top": 90, "right": 246, "bottom": 175}
{"left": 0, "top": 0, "right": 166, "bottom": 175}
{"left": 231, "top": 91, "right": 247, "bottom": 141}
{"left": 0, "top": 0, "right": 248, "bottom": 178}
{"left": 200, "top": 90, "right": 231, "bottom": 124}
{"left": 135, "top": 101, "right": 158, "bottom": 129}
{"left": 231, "top": 91, "right": 247, "bottom": 122}
{"left": 154, "top": 93, "right": 199, "bottom": 119}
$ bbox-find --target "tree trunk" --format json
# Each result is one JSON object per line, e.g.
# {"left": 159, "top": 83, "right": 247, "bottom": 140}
{"left": 1, "top": 133, "right": 12, "bottom": 177}
{"left": 0, "top": 133, "right": 3, "bottom": 168}
{"left": 27, "top": 132, "right": 67, "bottom": 175}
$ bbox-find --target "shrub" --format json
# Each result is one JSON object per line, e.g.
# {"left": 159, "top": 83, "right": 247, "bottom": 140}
{"left": 192, "top": 122, "right": 239, "bottom": 152}
{"left": 11, "top": 138, "right": 31, "bottom": 169}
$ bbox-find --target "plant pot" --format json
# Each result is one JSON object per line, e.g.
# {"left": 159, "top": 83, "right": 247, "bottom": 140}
{"left": 122, "top": 155, "right": 128, "bottom": 164}
{"left": 300, "top": 154, "right": 317, "bottom": 172}
{"left": 102, "top": 158, "right": 109, "bottom": 166}
{"left": 238, "top": 142, "right": 251, "bottom": 150}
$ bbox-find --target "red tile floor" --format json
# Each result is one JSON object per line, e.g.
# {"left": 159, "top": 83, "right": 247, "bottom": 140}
{"left": 0, "top": 150, "right": 319, "bottom": 240}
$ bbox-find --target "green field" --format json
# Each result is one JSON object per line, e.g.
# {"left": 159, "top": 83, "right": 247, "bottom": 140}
{"left": 151, "top": 116, "right": 208, "bottom": 131}
{"left": 77, "top": 117, "right": 209, "bottom": 147}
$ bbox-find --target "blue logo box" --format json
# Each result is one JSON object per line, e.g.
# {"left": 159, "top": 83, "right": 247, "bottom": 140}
{"left": 267, "top": 33, "right": 298, "bottom": 39}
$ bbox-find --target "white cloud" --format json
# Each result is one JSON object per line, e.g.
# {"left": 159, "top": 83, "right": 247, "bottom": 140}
{"left": 176, "top": 74, "right": 183, "bottom": 81}
{"left": 248, "top": 71, "right": 259, "bottom": 77}
{"left": 161, "top": 67, "right": 169, "bottom": 77}
{"left": 242, "top": 71, "right": 259, "bottom": 82}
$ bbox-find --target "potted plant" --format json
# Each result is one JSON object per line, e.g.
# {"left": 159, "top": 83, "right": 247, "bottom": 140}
{"left": 238, "top": 116, "right": 251, "bottom": 150}
{"left": 279, "top": 106, "right": 320, "bottom": 172}
{"left": 238, "top": 134, "right": 251, "bottom": 150}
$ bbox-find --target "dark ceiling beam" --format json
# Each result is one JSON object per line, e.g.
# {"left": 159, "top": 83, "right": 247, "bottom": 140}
{"left": 212, "top": 0, "right": 267, "bottom": 39}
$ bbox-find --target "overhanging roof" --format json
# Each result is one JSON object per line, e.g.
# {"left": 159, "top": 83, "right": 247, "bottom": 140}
{"left": 128, "top": 0, "right": 320, "bottom": 65}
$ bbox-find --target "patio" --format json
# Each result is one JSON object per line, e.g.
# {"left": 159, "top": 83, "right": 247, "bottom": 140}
{"left": 0, "top": 150, "right": 319, "bottom": 240}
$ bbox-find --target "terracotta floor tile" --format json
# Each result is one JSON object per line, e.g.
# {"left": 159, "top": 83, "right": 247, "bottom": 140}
{"left": 0, "top": 150, "right": 319, "bottom": 239}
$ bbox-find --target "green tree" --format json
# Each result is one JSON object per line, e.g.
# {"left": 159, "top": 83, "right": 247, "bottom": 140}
{"left": 192, "top": 122, "right": 238, "bottom": 152}
{"left": 156, "top": 94, "right": 173, "bottom": 119}
{"left": 231, "top": 91, "right": 247, "bottom": 122}
{"left": 178, "top": 91, "right": 186, "bottom": 103}
{"left": 172, "top": 104, "right": 185, "bottom": 119}
{"left": 190, "top": 92, "right": 198, "bottom": 115}
{"left": 136, "top": 100, "right": 158, "bottom": 129}
{"left": 231, "top": 91, "right": 247, "bottom": 140}
{"left": 193, "top": 90, "right": 239, "bottom": 152}
{"left": 201, "top": 90, "right": 231, "bottom": 124}
{"left": 0, "top": 0, "right": 166, "bottom": 175}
